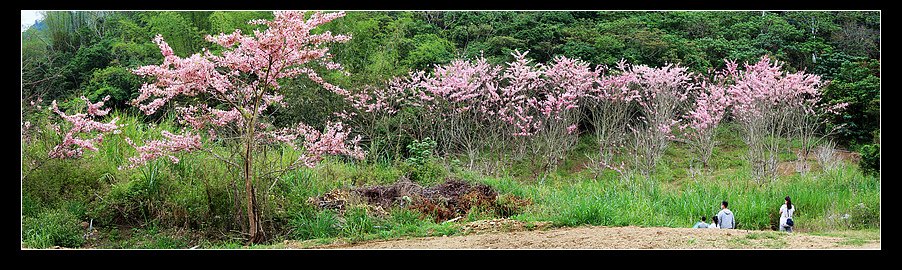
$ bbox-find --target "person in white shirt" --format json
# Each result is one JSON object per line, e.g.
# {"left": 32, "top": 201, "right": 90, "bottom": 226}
{"left": 779, "top": 196, "right": 795, "bottom": 233}
{"left": 707, "top": 215, "right": 719, "bottom": 229}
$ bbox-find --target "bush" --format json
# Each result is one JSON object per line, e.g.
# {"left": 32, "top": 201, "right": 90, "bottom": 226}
{"left": 859, "top": 144, "right": 879, "bottom": 177}
{"left": 848, "top": 202, "right": 880, "bottom": 229}
{"left": 22, "top": 208, "right": 86, "bottom": 248}
{"left": 22, "top": 159, "right": 106, "bottom": 214}
{"left": 83, "top": 66, "right": 143, "bottom": 109}
{"left": 405, "top": 137, "right": 437, "bottom": 167}
{"left": 89, "top": 169, "right": 163, "bottom": 226}
{"left": 403, "top": 138, "right": 447, "bottom": 184}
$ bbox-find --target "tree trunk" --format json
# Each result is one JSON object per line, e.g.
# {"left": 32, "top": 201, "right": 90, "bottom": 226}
{"left": 244, "top": 134, "right": 262, "bottom": 244}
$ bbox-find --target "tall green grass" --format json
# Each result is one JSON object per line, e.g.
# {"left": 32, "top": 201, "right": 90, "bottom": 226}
{"left": 479, "top": 162, "right": 879, "bottom": 231}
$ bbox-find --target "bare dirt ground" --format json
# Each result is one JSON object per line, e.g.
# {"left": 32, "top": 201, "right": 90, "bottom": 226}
{"left": 301, "top": 224, "right": 880, "bottom": 249}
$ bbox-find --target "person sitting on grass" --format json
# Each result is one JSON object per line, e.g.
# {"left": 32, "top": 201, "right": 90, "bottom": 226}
{"left": 708, "top": 215, "right": 719, "bottom": 229}
{"left": 693, "top": 216, "right": 709, "bottom": 228}
{"left": 717, "top": 200, "right": 735, "bottom": 229}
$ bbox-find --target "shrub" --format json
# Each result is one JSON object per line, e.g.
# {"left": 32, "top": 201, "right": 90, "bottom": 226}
{"left": 859, "top": 144, "right": 879, "bottom": 177}
{"left": 89, "top": 170, "right": 163, "bottom": 226}
{"left": 847, "top": 196, "right": 880, "bottom": 229}
{"left": 83, "top": 66, "right": 143, "bottom": 109}
{"left": 22, "top": 208, "right": 86, "bottom": 248}
{"left": 405, "top": 137, "right": 437, "bottom": 167}
{"left": 403, "top": 138, "right": 446, "bottom": 184}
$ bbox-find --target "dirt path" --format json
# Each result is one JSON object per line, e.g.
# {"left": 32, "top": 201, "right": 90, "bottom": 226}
{"left": 304, "top": 225, "right": 880, "bottom": 249}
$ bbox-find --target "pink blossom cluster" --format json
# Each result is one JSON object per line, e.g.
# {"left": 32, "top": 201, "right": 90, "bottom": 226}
{"left": 83, "top": 95, "right": 112, "bottom": 116}
{"left": 299, "top": 122, "right": 366, "bottom": 167}
{"left": 133, "top": 11, "right": 351, "bottom": 119}
{"left": 340, "top": 83, "right": 410, "bottom": 115}
{"left": 685, "top": 80, "right": 731, "bottom": 132}
{"left": 266, "top": 122, "right": 366, "bottom": 167}
{"left": 588, "top": 60, "right": 641, "bottom": 103}
{"left": 126, "top": 11, "right": 364, "bottom": 168}
{"left": 626, "top": 63, "right": 692, "bottom": 108}
{"left": 121, "top": 130, "right": 202, "bottom": 169}
{"left": 344, "top": 51, "right": 594, "bottom": 137}
{"left": 621, "top": 63, "right": 693, "bottom": 138}
{"left": 176, "top": 104, "right": 245, "bottom": 130}
{"left": 28, "top": 97, "right": 44, "bottom": 109}
{"left": 539, "top": 55, "right": 597, "bottom": 118}
{"left": 727, "top": 56, "right": 823, "bottom": 120}
{"left": 824, "top": 102, "right": 849, "bottom": 115}
{"left": 48, "top": 96, "right": 120, "bottom": 159}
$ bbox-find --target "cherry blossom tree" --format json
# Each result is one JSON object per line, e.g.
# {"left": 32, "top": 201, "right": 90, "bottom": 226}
{"left": 583, "top": 60, "right": 639, "bottom": 178}
{"left": 529, "top": 54, "right": 595, "bottom": 180}
{"left": 340, "top": 51, "right": 592, "bottom": 177}
{"left": 492, "top": 51, "right": 545, "bottom": 163}
{"left": 789, "top": 85, "right": 848, "bottom": 174}
{"left": 128, "top": 11, "right": 364, "bottom": 243}
{"left": 623, "top": 63, "right": 693, "bottom": 177}
{"left": 681, "top": 62, "right": 735, "bottom": 171}
{"left": 728, "top": 56, "right": 824, "bottom": 183}
{"left": 421, "top": 56, "right": 501, "bottom": 165}
{"left": 333, "top": 84, "right": 406, "bottom": 162}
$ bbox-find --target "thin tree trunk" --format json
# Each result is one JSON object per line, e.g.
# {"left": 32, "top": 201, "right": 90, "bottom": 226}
{"left": 244, "top": 131, "right": 262, "bottom": 243}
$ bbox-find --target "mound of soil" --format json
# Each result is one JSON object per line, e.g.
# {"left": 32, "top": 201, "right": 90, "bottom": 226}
{"left": 309, "top": 177, "right": 531, "bottom": 222}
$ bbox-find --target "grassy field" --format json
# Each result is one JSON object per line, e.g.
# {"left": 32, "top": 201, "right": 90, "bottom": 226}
{"left": 20, "top": 113, "right": 880, "bottom": 249}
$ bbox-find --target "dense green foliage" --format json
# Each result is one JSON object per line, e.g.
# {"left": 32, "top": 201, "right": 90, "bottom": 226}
{"left": 23, "top": 11, "right": 880, "bottom": 147}
{"left": 21, "top": 11, "right": 879, "bottom": 248}
{"left": 859, "top": 144, "right": 880, "bottom": 177}
{"left": 23, "top": 207, "right": 86, "bottom": 248}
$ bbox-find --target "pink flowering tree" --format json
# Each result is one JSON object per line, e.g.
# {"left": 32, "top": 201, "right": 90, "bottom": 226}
{"left": 728, "top": 56, "right": 826, "bottom": 183}
{"left": 529, "top": 54, "right": 596, "bottom": 179}
{"left": 46, "top": 96, "right": 121, "bottom": 159}
{"left": 28, "top": 95, "right": 119, "bottom": 181}
{"left": 333, "top": 85, "right": 399, "bottom": 162}
{"left": 681, "top": 62, "right": 735, "bottom": 171}
{"left": 341, "top": 51, "right": 592, "bottom": 177}
{"left": 127, "top": 11, "right": 364, "bottom": 243}
{"left": 582, "top": 60, "right": 639, "bottom": 177}
{"left": 338, "top": 58, "right": 501, "bottom": 166}
{"left": 788, "top": 81, "right": 848, "bottom": 174}
{"left": 492, "top": 51, "right": 545, "bottom": 163}
{"left": 421, "top": 56, "right": 502, "bottom": 165}
{"left": 621, "top": 63, "right": 693, "bottom": 177}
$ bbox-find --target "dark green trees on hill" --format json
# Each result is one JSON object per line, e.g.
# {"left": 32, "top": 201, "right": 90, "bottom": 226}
{"left": 22, "top": 11, "right": 879, "bottom": 148}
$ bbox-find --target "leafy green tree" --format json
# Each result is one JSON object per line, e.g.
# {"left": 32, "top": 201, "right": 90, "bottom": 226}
{"left": 822, "top": 59, "right": 880, "bottom": 146}
{"left": 82, "top": 66, "right": 143, "bottom": 109}
{"left": 140, "top": 11, "right": 203, "bottom": 57}
{"left": 403, "top": 33, "right": 455, "bottom": 70}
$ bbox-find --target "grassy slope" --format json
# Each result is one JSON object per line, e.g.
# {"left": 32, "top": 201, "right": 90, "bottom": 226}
{"left": 21, "top": 114, "right": 879, "bottom": 248}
